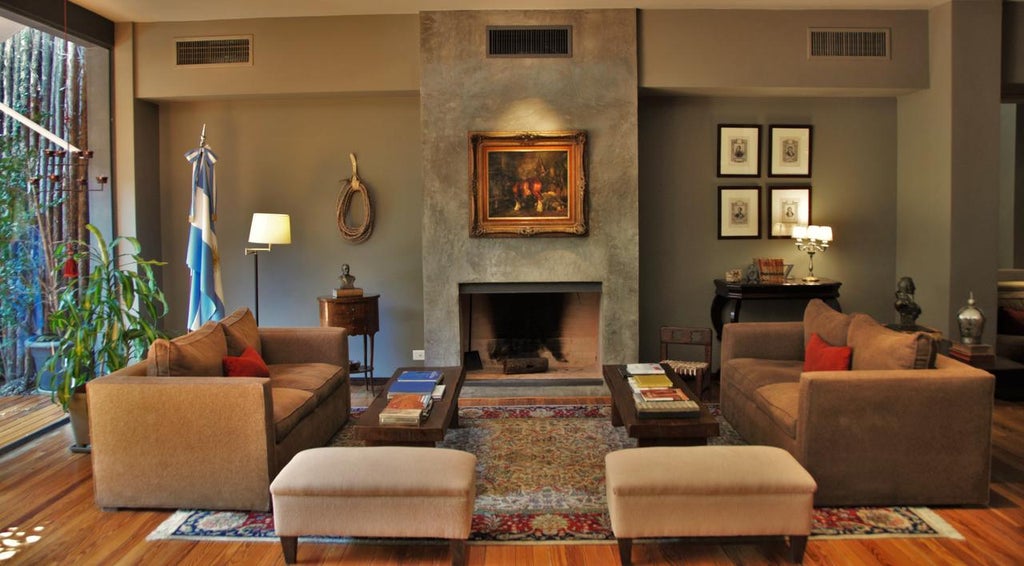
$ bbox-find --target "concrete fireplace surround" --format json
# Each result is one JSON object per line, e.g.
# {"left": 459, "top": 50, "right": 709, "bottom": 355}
{"left": 421, "top": 9, "right": 639, "bottom": 368}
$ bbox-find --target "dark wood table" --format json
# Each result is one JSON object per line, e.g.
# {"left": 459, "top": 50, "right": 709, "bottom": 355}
{"left": 711, "top": 278, "right": 842, "bottom": 340}
{"left": 352, "top": 366, "right": 466, "bottom": 446}
{"left": 601, "top": 364, "right": 720, "bottom": 446}
{"left": 968, "top": 356, "right": 1024, "bottom": 401}
{"left": 318, "top": 294, "right": 379, "bottom": 390}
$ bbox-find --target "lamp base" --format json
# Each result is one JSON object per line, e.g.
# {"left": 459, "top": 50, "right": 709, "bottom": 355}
{"left": 802, "top": 275, "right": 820, "bottom": 283}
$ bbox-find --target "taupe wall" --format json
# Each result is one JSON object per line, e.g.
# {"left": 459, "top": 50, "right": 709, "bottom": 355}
{"left": 639, "top": 96, "right": 897, "bottom": 363}
{"left": 157, "top": 96, "right": 423, "bottom": 376}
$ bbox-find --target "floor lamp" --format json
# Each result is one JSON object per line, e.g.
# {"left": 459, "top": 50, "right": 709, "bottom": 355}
{"left": 244, "top": 213, "right": 291, "bottom": 324}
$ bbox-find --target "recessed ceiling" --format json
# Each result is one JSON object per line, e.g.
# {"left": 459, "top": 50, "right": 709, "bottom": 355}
{"left": 72, "top": 0, "right": 952, "bottom": 24}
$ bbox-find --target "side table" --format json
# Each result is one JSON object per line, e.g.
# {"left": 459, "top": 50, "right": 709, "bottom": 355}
{"left": 710, "top": 278, "right": 842, "bottom": 341}
{"left": 318, "top": 294, "right": 380, "bottom": 391}
{"left": 968, "top": 356, "right": 1024, "bottom": 401}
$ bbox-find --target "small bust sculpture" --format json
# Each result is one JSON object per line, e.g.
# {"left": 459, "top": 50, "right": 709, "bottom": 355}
{"left": 894, "top": 276, "right": 922, "bottom": 330}
{"left": 338, "top": 264, "right": 356, "bottom": 289}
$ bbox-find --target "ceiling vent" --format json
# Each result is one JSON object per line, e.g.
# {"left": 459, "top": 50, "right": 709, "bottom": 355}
{"left": 487, "top": 26, "right": 572, "bottom": 58}
{"left": 176, "top": 35, "right": 253, "bottom": 67}
{"left": 808, "top": 28, "right": 890, "bottom": 59}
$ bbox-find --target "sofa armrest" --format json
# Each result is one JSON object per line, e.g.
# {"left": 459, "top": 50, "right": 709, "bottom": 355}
{"left": 87, "top": 373, "right": 276, "bottom": 511}
{"left": 796, "top": 356, "right": 994, "bottom": 505}
{"left": 259, "top": 327, "right": 348, "bottom": 367}
{"left": 721, "top": 321, "right": 804, "bottom": 364}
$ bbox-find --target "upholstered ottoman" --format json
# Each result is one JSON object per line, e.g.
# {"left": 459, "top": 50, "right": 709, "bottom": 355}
{"left": 605, "top": 445, "right": 817, "bottom": 565}
{"left": 270, "top": 446, "right": 477, "bottom": 565}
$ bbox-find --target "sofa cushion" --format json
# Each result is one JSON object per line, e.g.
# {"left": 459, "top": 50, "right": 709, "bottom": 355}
{"left": 271, "top": 387, "right": 317, "bottom": 441}
{"left": 223, "top": 346, "right": 271, "bottom": 377}
{"left": 147, "top": 320, "right": 227, "bottom": 377}
{"left": 803, "top": 333, "right": 852, "bottom": 372}
{"left": 848, "top": 313, "right": 936, "bottom": 370}
{"left": 723, "top": 358, "right": 802, "bottom": 401}
{"left": 753, "top": 382, "right": 800, "bottom": 440}
{"left": 269, "top": 363, "right": 345, "bottom": 404}
{"left": 803, "top": 299, "right": 851, "bottom": 348}
{"left": 221, "top": 307, "right": 262, "bottom": 357}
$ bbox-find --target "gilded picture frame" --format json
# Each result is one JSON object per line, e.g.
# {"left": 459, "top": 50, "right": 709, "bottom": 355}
{"left": 469, "top": 131, "right": 588, "bottom": 237}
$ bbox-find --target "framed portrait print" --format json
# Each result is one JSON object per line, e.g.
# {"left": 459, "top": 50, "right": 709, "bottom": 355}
{"left": 468, "top": 130, "right": 587, "bottom": 237}
{"left": 768, "top": 186, "right": 811, "bottom": 238}
{"left": 718, "top": 186, "right": 761, "bottom": 239}
{"left": 768, "top": 125, "right": 812, "bottom": 177}
{"left": 717, "top": 125, "right": 761, "bottom": 177}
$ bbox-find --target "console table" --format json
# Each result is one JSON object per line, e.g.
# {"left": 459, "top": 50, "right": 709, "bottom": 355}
{"left": 318, "top": 294, "right": 379, "bottom": 390}
{"left": 711, "top": 279, "right": 842, "bottom": 340}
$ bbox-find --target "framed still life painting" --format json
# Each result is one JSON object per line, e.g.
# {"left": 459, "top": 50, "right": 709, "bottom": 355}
{"left": 718, "top": 186, "right": 761, "bottom": 239}
{"left": 717, "top": 124, "right": 761, "bottom": 177}
{"left": 768, "top": 125, "right": 813, "bottom": 177}
{"left": 468, "top": 130, "right": 587, "bottom": 237}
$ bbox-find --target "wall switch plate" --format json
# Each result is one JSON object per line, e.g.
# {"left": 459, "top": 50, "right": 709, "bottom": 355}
{"left": 412, "top": 349, "right": 425, "bottom": 360}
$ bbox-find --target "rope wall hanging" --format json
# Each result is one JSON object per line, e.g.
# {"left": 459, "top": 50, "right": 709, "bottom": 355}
{"left": 336, "top": 153, "right": 375, "bottom": 243}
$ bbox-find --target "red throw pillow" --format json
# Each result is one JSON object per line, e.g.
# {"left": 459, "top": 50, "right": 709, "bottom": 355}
{"left": 222, "top": 346, "right": 270, "bottom": 377}
{"left": 804, "top": 332, "right": 852, "bottom": 372}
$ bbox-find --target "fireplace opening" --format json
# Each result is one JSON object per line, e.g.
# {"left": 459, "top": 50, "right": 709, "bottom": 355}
{"left": 459, "top": 283, "right": 601, "bottom": 378}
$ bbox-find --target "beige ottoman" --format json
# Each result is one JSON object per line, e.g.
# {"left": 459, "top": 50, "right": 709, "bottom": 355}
{"left": 270, "top": 446, "right": 477, "bottom": 565}
{"left": 606, "top": 445, "right": 817, "bottom": 565}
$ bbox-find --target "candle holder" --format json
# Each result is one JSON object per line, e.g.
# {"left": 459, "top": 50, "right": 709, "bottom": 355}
{"left": 791, "top": 225, "right": 833, "bottom": 282}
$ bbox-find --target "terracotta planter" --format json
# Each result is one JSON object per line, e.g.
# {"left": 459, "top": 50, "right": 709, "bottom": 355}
{"left": 67, "top": 389, "right": 90, "bottom": 453}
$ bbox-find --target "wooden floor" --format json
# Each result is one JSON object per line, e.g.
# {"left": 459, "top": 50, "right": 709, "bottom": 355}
{"left": 0, "top": 391, "right": 1022, "bottom": 565}
{"left": 0, "top": 394, "right": 66, "bottom": 455}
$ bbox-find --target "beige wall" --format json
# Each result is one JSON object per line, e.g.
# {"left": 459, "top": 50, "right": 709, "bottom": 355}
{"left": 640, "top": 9, "right": 928, "bottom": 95}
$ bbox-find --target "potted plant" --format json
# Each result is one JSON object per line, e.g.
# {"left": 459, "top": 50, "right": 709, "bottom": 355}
{"left": 46, "top": 224, "right": 168, "bottom": 451}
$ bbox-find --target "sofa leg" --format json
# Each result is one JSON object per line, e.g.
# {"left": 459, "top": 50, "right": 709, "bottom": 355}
{"left": 616, "top": 537, "right": 632, "bottom": 566}
{"left": 789, "top": 535, "right": 808, "bottom": 563}
{"left": 450, "top": 539, "right": 466, "bottom": 566}
{"left": 280, "top": 536, "right": 297, "bottom": 564}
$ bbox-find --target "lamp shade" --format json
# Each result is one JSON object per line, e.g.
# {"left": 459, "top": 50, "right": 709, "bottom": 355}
{"left": 248, "top": 213, "right": 291, "bottom": 245}
{"left": 791, "top": 225, "right": 808, "bottom": 239}
{"left": 808, "top": 225, "right": 833, "bottom": 242}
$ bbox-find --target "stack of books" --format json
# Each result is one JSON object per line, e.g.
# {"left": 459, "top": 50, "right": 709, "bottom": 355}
{"left": 624, "top": 363, "right": 699, "bottom": 418}
{"left": 756, "top": 257, "right": 787, "bottom": 283}
{"left": 949, "top": 342, "right": 995, "bottom": 365}
{"left": 387, "top": 369, "right": 445, "bottom": 400}
{"left": 378, "top": 394, "right": 432, "bottom": 425}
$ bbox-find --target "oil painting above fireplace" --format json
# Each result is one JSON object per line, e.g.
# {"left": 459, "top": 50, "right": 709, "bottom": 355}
{"left": 469, "top": 130, "right": 588, "bottom": 237}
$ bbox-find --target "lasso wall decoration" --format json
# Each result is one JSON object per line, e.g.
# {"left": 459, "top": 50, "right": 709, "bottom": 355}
{"left": 336, "top": 153, "right": 374, "bottom": 243}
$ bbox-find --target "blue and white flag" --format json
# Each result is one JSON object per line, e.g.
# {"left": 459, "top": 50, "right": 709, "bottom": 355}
{"left": 185, "top": 142, "right": 226, "bottom": 331}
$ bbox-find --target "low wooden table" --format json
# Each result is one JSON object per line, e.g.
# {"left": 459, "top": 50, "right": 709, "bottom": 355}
{"left": 601, "top": 364, "right": 720, "bottom": 447}
{"left": 352, "top": 366, "right": 466, "bottom": 446}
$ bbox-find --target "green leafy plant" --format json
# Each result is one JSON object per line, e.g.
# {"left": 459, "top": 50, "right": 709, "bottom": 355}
{"left": 46, "top": 224, "right": 169, "bottom": 410}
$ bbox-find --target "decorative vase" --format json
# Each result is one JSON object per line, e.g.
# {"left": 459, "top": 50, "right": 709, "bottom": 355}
{"left": 956, "top": 292, "right": 985, "bottom": 345}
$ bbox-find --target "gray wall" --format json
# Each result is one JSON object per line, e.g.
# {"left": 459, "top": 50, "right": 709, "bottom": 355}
{"left": 639, "top": 96, "right": 898, "bottom": 363}
{"left": 420, "top": 9, "right": 640, "bottom": 367}
{"left": 157, "top": 95, "right": 423, "bottom": 376}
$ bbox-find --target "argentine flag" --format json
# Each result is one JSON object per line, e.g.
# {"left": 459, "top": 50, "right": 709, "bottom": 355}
{"left": 185, "top": 144, "right": 226, "bottom": 331}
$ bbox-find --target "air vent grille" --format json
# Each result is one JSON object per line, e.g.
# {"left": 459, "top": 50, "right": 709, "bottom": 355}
{"left": 808, "top": 28, "right": 889, "bottom": 59}
{"left": 176, "top": 35, "right": 252, "bottom": 66}
{"left": 488, "top": 26, "right": 572, "bottom": 58}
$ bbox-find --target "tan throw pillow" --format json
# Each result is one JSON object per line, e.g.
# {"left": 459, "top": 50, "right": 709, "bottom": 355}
{"left": 848, "top": 313, "right": 937, "bottom": 370}
{"left": 147, "top": 320, "right": 228, "bottom": 376}
{"left": 803, "top": 298, "right": 851, "bottom": 348}
{"left": 220, "top": 307, "right": 262, "bottom": 357}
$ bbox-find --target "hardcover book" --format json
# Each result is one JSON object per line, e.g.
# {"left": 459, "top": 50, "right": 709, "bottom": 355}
{"left": 397, "top": 369, "right": 444, "bottom": 383}
{"left": 625, "top": 363, "right": 666, "bottom": 375}
{"left": 387, "top": 380, "right": 436, "bottom": 398}
{"left": 631, "top": 374, "right": 673, "bottom": 389}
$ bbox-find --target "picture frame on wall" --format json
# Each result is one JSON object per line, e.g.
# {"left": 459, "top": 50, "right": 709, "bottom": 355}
{"left": 768, "top": 186, "right": 812, "bottom": 238}
{"left": 768, "top": 125, "right": 813, "bottom": 177}
{"left": 468, "top": 130, "right": 587, "bottom": 237}
{"left": 718, "top": 186, "right": 762, "bottom": 239}
{"left": 717, "top": 124, "right": 761, "bottom": 177}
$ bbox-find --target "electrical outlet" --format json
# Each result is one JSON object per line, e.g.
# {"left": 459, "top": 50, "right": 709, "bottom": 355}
{"left": 412, "top": 349, "right": 425, "bottom": 361}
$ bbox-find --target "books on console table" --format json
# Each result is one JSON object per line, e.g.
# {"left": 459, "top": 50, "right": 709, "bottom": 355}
{"left": 387, "top": 379, "right": 437, "bottom": 398}
{"left": 396, "top": 369, "right": 444, "bottom": 383}
{"left": 628, "top": 374, "right": 674, "bottom": 389}
{"left": 379, "top": 393, "right": 432, "bottom": 425}
{"left": 625, "top": 363, "right": 666, "bottom": 375}
{"left": 633, "top": 397, "right": 700, "bottom": 419}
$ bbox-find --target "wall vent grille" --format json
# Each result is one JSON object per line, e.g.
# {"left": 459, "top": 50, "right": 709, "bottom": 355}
{"left": 176, "top": 35, "right": 253, "bottom": 66}
{"left": 487, "top": 26, "right": 572, "bottom": 58}
{"left": 808, "top": 28, "right": 889, "bottom": 59}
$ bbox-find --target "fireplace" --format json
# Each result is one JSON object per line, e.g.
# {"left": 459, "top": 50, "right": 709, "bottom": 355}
{"left": 459, "top": 282, "right": 601, "bottom": 378}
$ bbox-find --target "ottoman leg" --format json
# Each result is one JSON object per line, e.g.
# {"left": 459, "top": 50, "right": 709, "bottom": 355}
{"left": 280, "top": 536, "right": 298, "bottom": 564}
{"left": 450, "top": 539, "right": 466, "bottom": 566}
{"left": 789, "top": 535, "right": 808, "bottom": 563}
{"left": 616, "top": 537, "right": 633, "bottom": 566}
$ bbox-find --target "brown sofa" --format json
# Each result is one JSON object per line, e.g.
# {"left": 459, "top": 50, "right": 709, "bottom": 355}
{"left": 720, "top": 299, "right": 994, "bottom": 507}
{"left": 87, "top": 308, "right": 350, "bottom": 512}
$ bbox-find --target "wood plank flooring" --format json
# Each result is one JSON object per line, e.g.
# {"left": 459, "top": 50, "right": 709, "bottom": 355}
{"left": 0, "top": 391, "right": 1021, "bottom": 565}
{"left": 0, "top": 394, "right": 66, "bottom": 455}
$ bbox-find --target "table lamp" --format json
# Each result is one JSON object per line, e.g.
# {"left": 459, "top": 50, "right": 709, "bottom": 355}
{"left": 244, "top": 213, "right": 291, "bottom": 324}
{"left": 791, "top": 225, "right": 832, "bottom": 282}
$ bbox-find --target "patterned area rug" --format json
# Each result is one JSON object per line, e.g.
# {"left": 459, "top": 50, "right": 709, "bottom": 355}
{"left": 148, "top": 404, "right": 963, "bottom": 544}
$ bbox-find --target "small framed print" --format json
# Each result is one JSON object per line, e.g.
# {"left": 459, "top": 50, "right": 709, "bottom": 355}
{"left": 768, "top": 125, "right": 812, "bottom": 177}
{"left": 768, "top": 186, "right": 811, "bottom": 238}
{"left": 718, "top": 186, "right": 762, "bottom": 239}
{"left": 717, "top": 124, "right": 761, "bottom": 177}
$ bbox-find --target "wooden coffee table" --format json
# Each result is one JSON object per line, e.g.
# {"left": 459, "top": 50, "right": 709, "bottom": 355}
{"left": 352, "top": 366, "right": 466, "bottom": 446}
{"left": 601, "top": 364, "right": 720, "bottom": 446}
